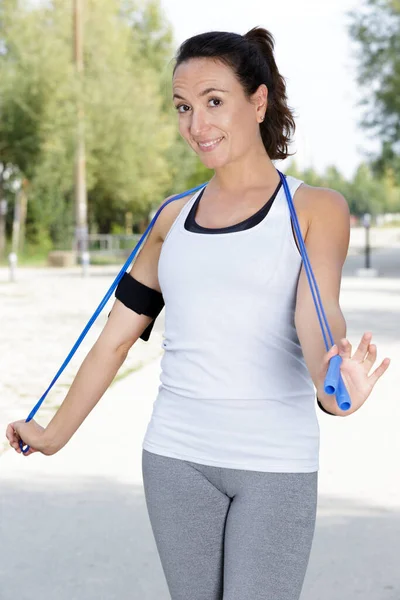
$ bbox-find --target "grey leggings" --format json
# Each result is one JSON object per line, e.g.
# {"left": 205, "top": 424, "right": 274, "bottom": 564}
{"left": 142, "top": 449, "right": 318, "bottom": 600}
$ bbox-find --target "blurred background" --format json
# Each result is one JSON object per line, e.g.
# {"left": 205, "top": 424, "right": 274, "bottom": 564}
{"left": 0, "top": 0, "right": 399, "bottom": 268}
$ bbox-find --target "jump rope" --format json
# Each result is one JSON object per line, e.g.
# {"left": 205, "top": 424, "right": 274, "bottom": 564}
{"left": 19, "top": 170, "right": 350, "bottom": 453}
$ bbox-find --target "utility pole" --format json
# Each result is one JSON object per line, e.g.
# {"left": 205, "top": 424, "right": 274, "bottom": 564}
{"left": 11, "top": 179, "right": 27, "bottom": 255}
{"left": 0, "top": 165, "right": 7, "bottom": 261}
{"left": 73, "top": 0, "right": 88, "bottom": 261}
{"left": 0, "top": 197, "right": 7, "bottom": 261}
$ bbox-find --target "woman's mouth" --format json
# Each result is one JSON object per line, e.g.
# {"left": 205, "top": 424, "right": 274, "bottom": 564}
{"left": 197, "top": 136, "right": 224, "bottom": 152}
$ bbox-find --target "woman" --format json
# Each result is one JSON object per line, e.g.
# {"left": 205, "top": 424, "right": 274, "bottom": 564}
{"left": 6, "top": 27, "right": 390, "bottom": 600}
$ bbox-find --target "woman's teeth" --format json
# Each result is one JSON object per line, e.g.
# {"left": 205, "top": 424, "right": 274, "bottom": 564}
{"left": 198, "top": 137, "right": 223, "bottom": 150}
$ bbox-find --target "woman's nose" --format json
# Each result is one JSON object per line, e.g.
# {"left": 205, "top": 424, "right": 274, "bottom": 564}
{"left": 189, "top": 109, "right": 210, "bottom": 137}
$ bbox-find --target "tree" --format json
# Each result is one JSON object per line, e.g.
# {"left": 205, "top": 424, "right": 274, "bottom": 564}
{"left": 348, "top": 0, "right": 400, "bottom": 181}
{"left": 0, "top": 0, "right": 186, "bottom": 248}
{"left": 286, "top": 159, "right": 397, "bottom": 216}
{"left": 347, "top": 163, "right": 383, "bottom": 216}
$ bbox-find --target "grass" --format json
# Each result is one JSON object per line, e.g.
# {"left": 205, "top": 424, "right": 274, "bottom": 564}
{"left": 381, "top": 221, "right": 400, "bottom": 228}
{"left": 0, "top": 246, "right": 49, "bottom": 267}
{"left": 0, "top": 249, "right": 129, "bottom": 268}
{"left": 89, "top": 254, "right": 127, "bottom": 266}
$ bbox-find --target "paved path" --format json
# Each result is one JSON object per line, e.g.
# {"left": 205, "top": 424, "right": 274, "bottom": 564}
{"left": 1, "top": 271, "right": 399, "bottom": 599}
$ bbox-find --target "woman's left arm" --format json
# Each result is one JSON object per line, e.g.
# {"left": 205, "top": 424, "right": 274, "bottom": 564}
{"left": 294, "top": 187, "right": 390, "bottom": 417}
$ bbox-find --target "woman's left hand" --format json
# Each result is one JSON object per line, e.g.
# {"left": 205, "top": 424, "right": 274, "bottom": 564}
{"left": 318, "top": 331, "right": 391, "bottom": 415}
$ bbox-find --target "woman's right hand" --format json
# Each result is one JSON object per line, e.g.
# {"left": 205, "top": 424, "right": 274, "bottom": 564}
{"left": 5, "top": 419, "right": 53, "bottom": 456}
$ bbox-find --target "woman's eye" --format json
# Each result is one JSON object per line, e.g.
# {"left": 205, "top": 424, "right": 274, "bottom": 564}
{"left": 176, "top": 104, "right": 189, "bottom": 113}
{"left": 209, "top": 97, "right": 222, "bottom": 107}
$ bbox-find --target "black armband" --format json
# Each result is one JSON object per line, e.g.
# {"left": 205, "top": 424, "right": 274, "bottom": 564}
{"left": 316, "top": 394, "right": 337, "bottom": 416}
{"left": 114, "top": 272, "right": 164, "bottom": 341}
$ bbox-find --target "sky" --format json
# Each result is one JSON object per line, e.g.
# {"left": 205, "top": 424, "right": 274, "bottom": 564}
{"left": 160, "top": 0, "right": 379, "bottom": 180}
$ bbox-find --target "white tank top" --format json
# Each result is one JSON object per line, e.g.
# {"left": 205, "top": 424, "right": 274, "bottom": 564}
{"left": 142, "top": 175, "right": 320, "bottom": 472}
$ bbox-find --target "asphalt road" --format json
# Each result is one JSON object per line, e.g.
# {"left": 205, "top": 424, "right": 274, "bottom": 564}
{"left": 344, "top": 247, "right": 400, "bottom": 278}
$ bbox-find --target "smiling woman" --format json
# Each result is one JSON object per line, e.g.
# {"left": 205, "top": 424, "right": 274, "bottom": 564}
{"left": 139, "top": 27, "right": 389, "bottom": 600}
{"left": 6, "top": 24, "right": 390, "bottom": 600}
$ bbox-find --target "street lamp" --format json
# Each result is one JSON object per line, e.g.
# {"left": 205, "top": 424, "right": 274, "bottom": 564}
{"left": 355, "top": 212, "right": 378, "bottom": 277}
{"left": 362, "top": 212, "right": 371, "bottom": 269}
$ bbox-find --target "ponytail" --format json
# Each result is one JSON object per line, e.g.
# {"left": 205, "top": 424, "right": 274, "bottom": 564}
{"left": 243, "top": 27, "right": 296, "bottom": 160}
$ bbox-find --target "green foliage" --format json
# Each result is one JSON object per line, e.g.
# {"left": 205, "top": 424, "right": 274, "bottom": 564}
{"left": 0, "top": 0, "right": 191, "bottom": 248}
{"left": 348, "top": 0, "right": 400, "bottom": 180}
{"left": 287, "top": 158, "right": 400, "bottom": 216}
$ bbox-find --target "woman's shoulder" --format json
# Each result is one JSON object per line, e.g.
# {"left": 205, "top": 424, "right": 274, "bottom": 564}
{"left": 155, "top": 189, "right": 200, "bottom": 242}
{"left": 295, "top": 182, "right": 349, "bottom": 220}
{"left": 287, "top": 180, "right": 349, "bottom": 243}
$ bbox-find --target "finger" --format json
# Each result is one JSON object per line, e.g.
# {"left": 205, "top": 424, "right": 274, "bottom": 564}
{"left": 353, "top": 331, "right": 373, "bottom": 362}
{"left": 368, "top": 357, "right": 391, "bottom": 387}
{"left": 6, "top": 424, "right": 21, "bottom": 452}
{"left": 363, "top": 343, "right": 377, "bottom": 374}
{"left": 323, "top": 344, "right": 339, "bottom": 367}
{"left": 338, "top": 337, "right": 352, "bottom": 360}
{"left": 13, "top": 423, "right": 29, "bottom": 454}
{"left": 5, "top": 423, "right": 15, "bottom": 444}
{"left": 6, "top": 422, "right": 20, "bottom": 440}
{"left": 13, "top": 430, "right": 24, "bottom": 453}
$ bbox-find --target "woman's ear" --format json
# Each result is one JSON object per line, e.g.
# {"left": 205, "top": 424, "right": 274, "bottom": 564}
{"left": 252, "top": 83, "right": 268, "bottom": 121}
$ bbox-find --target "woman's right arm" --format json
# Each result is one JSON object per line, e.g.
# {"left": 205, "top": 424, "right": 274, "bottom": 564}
{"left": 6, "top": 203, "right": 168, "bottom": 456}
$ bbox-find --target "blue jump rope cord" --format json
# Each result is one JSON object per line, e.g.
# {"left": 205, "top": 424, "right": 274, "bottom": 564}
{"left": 19, "top": 172, "right": 349, "bottom": 453}
{"left": 278, "top": 172, "right": 350, "bottom": 410}
{"left": 279, "top": 173, "right": 332, "bottom": 350}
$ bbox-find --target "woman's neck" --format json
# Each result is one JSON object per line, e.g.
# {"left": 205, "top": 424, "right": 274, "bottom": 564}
{"left": 209, "top": 152, "right": 280, "bottom": 195}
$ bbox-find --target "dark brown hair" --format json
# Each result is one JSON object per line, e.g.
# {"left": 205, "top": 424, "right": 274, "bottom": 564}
{"left": 173, "top": 27, "right": 296, "bottom": 160}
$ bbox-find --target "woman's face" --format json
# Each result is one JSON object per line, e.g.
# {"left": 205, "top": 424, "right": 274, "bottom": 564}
{"left": 172, "top": 58, "right": 267, "bottom": 170}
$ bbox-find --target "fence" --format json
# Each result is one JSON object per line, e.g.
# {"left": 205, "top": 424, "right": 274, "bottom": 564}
{"left": 84, "top": 233, "right": 142, "bottom": 259}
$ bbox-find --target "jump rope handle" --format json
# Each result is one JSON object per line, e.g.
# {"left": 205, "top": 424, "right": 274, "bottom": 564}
{"left": 18, "top": 174, "right": 350, "bottom": 454}
{"left": 18, "top": 416, "right": 33, "bottom": 453}
{"left": 324, "top": 356, "right": 351, "bottom": 411}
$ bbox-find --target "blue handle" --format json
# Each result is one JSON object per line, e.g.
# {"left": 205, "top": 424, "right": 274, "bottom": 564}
{"left": 19, "top": 414, "right": 33, "bottom": 453}
{"left": 19, "top": 441, "right": 29, "bottom": 453}
{"left": 324, "top": 355, "right": 342, "bottom": 395}
{"left": 323, "top": 353, "right": 351, "bottom": 411}
{"left": 336, "top": 375, "right": 351, "bottom": 411}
